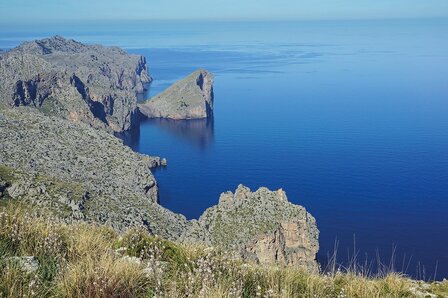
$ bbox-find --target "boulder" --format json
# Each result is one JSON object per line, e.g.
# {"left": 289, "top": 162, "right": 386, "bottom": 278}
{"left": 7, "top": 256, "right": 39, "bottom": 273}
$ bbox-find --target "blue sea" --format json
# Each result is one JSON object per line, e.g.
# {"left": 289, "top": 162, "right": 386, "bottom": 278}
{"left": 1, "top": 19, "right": 448, "bottom": 279}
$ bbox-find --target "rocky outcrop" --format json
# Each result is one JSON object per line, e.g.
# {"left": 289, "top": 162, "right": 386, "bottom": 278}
{"left": 182, "top": 185, "right": 319, "bottom": 271}
{"left": 0, "top": 108, "right": 188, "bottom": 238}
{"left": 138, "top": 69, "right": 214, "bottom": 120}
{"left": 0, "top": 36, "right": 151, "bottom": 132}
{"left": 5, "top": 256, "right": 40, "bottom": 273}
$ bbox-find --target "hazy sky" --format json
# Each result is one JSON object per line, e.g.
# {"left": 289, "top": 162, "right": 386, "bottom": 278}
{"left": 1, "top": 0, "right": 448, "bottom": 23}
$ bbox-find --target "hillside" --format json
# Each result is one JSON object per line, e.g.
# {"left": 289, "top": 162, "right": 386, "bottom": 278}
{"left": 0, "top": 203, "right": 446, "bottom": 298}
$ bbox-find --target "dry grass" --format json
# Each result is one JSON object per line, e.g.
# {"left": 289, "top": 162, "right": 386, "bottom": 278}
{"left": 57, "top": 254, "right": 151, "bottom": 298}
{"left": 0, "top": 202, "right": 446, "bottom": 298}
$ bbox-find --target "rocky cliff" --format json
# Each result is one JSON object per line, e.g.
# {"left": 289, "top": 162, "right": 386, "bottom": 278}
{"left": 138, "top": 69, "right": 214, "bottom": 120}
{"left": 0, "top": 36, "right": 151, "bottom": 132}
{"left": 182, "top": 185, "right": 319, "bottom": 271}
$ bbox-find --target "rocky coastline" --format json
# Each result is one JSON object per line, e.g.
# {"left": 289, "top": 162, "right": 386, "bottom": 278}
{"left": 0, "top": 36, "right": 319, "bottom": 271}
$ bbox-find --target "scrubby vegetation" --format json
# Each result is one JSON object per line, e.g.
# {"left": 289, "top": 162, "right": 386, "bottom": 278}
{"left": 0, "top": 202, "right": 446, "bottom": 298}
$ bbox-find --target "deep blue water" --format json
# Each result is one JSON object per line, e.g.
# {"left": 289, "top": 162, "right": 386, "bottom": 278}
{"left": 2, "top": 19, "right": 448, "bottom": 279}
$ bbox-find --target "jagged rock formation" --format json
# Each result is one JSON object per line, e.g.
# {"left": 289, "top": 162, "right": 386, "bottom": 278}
{"left": 138, "top": 69, "right": 214, "bottom": 120}
{"left": 182, "top": 185, "right": 319, "bottom": 271}
{"left": 0, "top": 36, "right": 151, "bottom": 132}
{"left": 0, "top": 108, "right": 188, "bottom": 238}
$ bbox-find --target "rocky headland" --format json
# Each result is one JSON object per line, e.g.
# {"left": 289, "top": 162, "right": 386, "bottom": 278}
{"left": 0, "top": 36, "right": 151, "bottom": 132}
{"left": 0, "top": 37, "right": 318, "bottom": 271}
{"left": 138, "top": 69, "right": 214, "bottom": 120}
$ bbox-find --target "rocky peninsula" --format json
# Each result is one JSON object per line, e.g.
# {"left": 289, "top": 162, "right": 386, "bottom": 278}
{"left": 0, "top": 37, "right": 318, "bottom": 271}
{"left": 139, "top": 69, "right": 214, "bottom": 120}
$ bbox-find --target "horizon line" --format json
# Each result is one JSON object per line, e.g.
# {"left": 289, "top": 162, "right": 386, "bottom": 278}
{"left": 1, "top": 15, "right": 448, "bottom": 25}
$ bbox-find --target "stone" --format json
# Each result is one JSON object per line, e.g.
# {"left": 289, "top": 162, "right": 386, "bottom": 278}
{"left": 121, "top": 256, "right": 142, "bottom": 265}
{"left": 7, "top": 256, "right": 39, "bottom": 273}
{"left": 138, "top": 69, "right": 214, "bottom": 120}
{"left": 244, "top": 221, "right": 319, "bottom": 272}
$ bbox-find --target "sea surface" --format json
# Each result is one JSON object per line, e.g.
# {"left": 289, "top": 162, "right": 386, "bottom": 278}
{"left": 1, "top": 19, "right": 448, "bottom": 279}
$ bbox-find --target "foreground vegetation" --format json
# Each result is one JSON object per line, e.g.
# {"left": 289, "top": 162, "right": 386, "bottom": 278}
{"left": 0, "top": 202, "right": 446, "bottom": 298}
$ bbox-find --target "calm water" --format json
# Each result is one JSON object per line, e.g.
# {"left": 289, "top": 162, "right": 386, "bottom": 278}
{"left": 2, "top": 19, "right": 448, "bottom": 279}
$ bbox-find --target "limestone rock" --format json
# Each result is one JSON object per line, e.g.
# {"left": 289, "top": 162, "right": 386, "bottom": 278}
{"left": 142, "top": 156, "right": 168, "bottom": 169}
{"left": 182, "top": 184, "right": 319, "bottom": 271}
{"left": 0, "top": 36, "right": 151, "bottom": 132}
{"left": 7, "top": 256, "right": 39, "bottom": 273}
{"left": 139, "top": 69, "right": 214, "bottom": 120}
{"left": 244, "top": 221, "right": 318, "bottom": 271}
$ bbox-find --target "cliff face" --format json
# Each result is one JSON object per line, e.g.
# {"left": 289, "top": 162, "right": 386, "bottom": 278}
{"left": 0, "top": 36, "right": 151, "bottom": 132}
{"left": 138, "top": 69, "right": 214, "bottom": 120}
{"left": 182, "top": 185, "right": 320, "bottom": 271}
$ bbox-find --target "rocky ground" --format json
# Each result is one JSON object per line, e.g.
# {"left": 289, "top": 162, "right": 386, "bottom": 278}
{"left": 0, "top": 107, "right": 188, "bottom": 239}
{"left": 139, "top": 69, "right": 214, "bottom": 120}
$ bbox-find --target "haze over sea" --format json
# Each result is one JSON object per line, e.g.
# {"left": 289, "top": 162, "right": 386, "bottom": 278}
{"left": 2, "top": 19, "right": 447, "bottom": 279}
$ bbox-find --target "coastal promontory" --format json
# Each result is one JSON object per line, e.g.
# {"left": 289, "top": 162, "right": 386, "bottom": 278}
{"left": 0, "top": 36, "right": 151, "bottom": 132}
{"left": 138, "top": 69, "right": 214, "bottom": 120}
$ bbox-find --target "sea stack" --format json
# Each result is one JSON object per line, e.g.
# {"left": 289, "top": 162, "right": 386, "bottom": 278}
{"left": 138, "top": 69, "right": 214, "bottom": 120}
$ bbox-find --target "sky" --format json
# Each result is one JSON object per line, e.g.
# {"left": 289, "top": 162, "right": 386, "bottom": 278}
{"left": 0, "top": 0, "right": 448, "bottom": 24}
